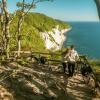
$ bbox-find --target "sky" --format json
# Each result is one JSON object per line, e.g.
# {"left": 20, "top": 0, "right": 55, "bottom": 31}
{"left": 6, "top": 0, "right": 99, "bottom": 21}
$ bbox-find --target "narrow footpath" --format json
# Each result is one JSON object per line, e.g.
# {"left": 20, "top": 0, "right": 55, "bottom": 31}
{"left": 0, "top": 63, "right": 99, "bottom": 100}
{"left": 66, "top": 74, "right": 98, "bottom": 100}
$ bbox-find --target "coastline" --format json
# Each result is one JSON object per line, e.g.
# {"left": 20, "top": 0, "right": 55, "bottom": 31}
{"left": 60, "top": 27, "right": 72, "bottom": 49}
{"left": 62, "top": 27, "right": 72, "bottom": 39}
{"left": 63, "top": 22, "right": 100, "bottom": 59}
{"left": 40, "top": 26, "right": 72, "bottom": 50}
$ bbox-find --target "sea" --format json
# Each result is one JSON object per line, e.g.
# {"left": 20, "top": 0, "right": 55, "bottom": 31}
{"left": 63, "top": 22, "right": 100, "bottom": 59}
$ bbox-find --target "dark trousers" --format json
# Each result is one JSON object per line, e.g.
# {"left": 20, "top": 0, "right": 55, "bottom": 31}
{"left": 62, "top": 62, "right": 67, "bottom": 73}
{"left": 68, "top": 62, "right": 75, "bottom": 76}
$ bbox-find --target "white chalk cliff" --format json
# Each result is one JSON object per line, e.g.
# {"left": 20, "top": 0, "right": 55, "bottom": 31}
{"left": 40, "top": 25, "right": 71, "bottom": 50}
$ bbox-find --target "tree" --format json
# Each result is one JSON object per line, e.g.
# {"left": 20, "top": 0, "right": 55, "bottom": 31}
{"left": 0, "top": 0, "right": 53, "bottom": 58}
{"left": 0, "top": 1, "right": 5, "bottom": 50}
{"left": 16, "top": 0, "right": 53, "bottom": 57}
{"left": 94, "top": 0, "right": 100, "bottom": 19}
{"left": 0, "top": 0, "right": 10, "bottom": 59}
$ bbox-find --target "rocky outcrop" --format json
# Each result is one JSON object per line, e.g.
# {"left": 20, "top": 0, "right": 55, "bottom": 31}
{"left": 0, "top": 85, "right": 13, "bottom": 100}
{"left": 40, "top": 25, "right": 71, "bottom": 50}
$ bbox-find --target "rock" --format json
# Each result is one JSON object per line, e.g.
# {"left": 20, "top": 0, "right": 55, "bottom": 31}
{"left": 0, "top": 85, "right": 13, "bottom": 100}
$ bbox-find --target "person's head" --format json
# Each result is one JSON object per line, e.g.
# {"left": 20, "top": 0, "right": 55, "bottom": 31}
{"left": 70, "top": 45, "right": 75, "bottom": 50}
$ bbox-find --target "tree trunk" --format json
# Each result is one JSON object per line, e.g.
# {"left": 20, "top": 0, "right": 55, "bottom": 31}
{"left": 2, "top": 0, "right": 10, "bottom": 59}
{"left": 94, "top": 0, "right": 100, "bottom": 19}
{"left": 17, "top": 0, "right": 25, "bottom": 57}
{"left": 0, "top": 2, "right": 5, "bottom": 51}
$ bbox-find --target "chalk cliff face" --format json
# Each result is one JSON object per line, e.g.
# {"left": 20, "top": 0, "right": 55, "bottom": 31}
{"left": 40, "top": 25, "right": 71, "bottom": 50}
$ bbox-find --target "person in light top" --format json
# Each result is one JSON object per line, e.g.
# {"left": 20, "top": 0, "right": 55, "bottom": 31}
{"left": 65, "top": 45, "right": 79, "bottom": 77}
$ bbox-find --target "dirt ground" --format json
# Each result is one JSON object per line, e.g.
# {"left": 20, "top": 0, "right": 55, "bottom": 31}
{"left": 0, "top": 62, "right": 100, "bottom": 100}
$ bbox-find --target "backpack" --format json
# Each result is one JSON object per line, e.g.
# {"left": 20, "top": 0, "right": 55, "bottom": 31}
{"left": 81, "top": 62, "right": 92, "bottom": 76}
{"left": 40, "top": 56, "right": 47, "bottom": 64}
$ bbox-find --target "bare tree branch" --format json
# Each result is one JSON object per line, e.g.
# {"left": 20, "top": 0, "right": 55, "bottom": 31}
{"left": 1, "top": 0, "right": 10, "bottom": 58}
{"left": 9, "top": 11, "right": 17, "bottom": 24}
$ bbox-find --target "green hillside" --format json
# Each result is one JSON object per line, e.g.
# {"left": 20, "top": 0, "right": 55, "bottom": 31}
{"left": 9, "top": 12, "right": 70, "bottom": 52}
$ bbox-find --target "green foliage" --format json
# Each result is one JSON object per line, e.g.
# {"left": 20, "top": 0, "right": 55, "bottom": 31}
{"left": 17, "top": 2, "right": 36, "bottom": 9}
{"left": 39, "top": 0, "right": 53, "bottom": 2}
{"left": 90, "top": 60, "right": 100, "bottom": 81}
{"left": 16, "top": 0, "right": 53, "bottom": 11}
{"left": 55, "top": 19, "right": 70, "bottom": 30}
{"left": 17, "top": 57, "right": 28, "bottom": 66}
{"left": 24, "top": 12, "right": 70, "bottom": 32}
{"left": 5, "top": 12, "right": 70, "bottom": 52}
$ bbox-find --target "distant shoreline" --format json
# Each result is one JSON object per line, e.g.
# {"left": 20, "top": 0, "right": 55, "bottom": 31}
{"left": 64, "top": 22, "right": 100, "bottom": 59}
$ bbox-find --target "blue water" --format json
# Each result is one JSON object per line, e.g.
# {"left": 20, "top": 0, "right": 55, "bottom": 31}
{"left": 64, "top": 22, "right": 100, "bottom": 59}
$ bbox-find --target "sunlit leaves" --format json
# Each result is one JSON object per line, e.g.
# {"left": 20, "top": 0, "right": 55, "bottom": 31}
{"left": 17, "top": 2, "right": 36, "bottom": 9}
{"left": 37, "top": 0, "right": 53, "bottom": 2}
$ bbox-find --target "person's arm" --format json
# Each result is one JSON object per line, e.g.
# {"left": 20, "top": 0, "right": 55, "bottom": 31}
{"left": 75, "top": 51, "right": 79, "bottom": 61}
{"left": 64, "top": 53, "right": 69, "bottom": 59}
{"left": 64, "top": 53, "right": 70, "bottom": 62}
